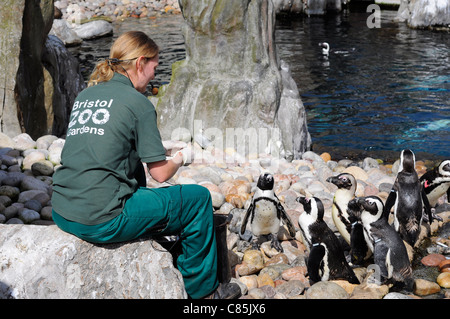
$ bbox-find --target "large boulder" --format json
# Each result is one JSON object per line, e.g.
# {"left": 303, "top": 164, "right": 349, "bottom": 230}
{"left": 396, "top": 0, "right": 450, "bottom": 29}
{"left": 153, "top": 0, "right": 311, "bottom": 160}
{"left": 0, "top": 0, "right": 26, "bottom": 137}
{"left": 0, "top": 225, "right": 187, "bottom": 299}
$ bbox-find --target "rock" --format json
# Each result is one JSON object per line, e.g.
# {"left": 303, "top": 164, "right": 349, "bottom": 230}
{"left": 421, "top": 253, "right": 446, "bottom": 267}
{"left": 20, "top": 176, "right": 50, "bottom": 193}
{"left": 383, "top": 292, "right": 414, "bottom": 299}
{"left": 22, "top": 151, "right": 47, "bottom": 170}
{"left": 397, "top": 0, "right": 450, "bottom": 29}
{"left": 436, "top": 272, "right": 450, "bottom": 288}
{"left": 343, "top": 166, "right": 369, "bottom": 181}
{"left": 32, "top": 161, "right": 54, "bottom": 176}
{"left": 0, "top": 133, "right": 15, "bottom": 149}
{"left": 13, "top": 133, "right": 36, "bottom": 151}
{"left": 238, "top": 275, "right": 258, "bottom": 291}
{"left": 40, "top": 206, "right": 54, "bottom": 220}
{"left": 275, "top": 280, "right": 305, "bottom": 298}
{"left": 413, "top": 278, "right": 441, "bottom": 296}
{"left": 0, "top": 186, "right": 20, "bottom": 200}
{"left": 242, "top": 250, "right": 264, "bottom": 272}
{"left": 18, "top": 190, "right": 50, "bottom": 203}
{"left": 24, "top": 199, "right": 43, "bottom": 213}
{"left": 438, "top": 259, "right": 450, "bottom": 272}
{"left": 247, "top": 287, "right": 266, "bottom": 299}
{"left": 305, "top": 281, "right": 349, "bottom": 299}
{"left": 350, "top": 282, "right": 389, "bottom": 299}
{"left": 257, "top": 272, "right": 275, "bottom": 288}
{"left": 0, "top": 224, "right": 187, "bottom": 298}
{"left": 2, "top": 206, "right": 18, "bottom": 220}
{"left": 1, "top": 172, "right": 25, "bottom": 187}
{"left": 73, "top": 20, "right": 113, "bottom": 40}
{"left": 17, "top": 209, "right": 40, "bottom": 224}
{"left": 49, "top": 19, "right": 83, "bottom": 46}
{"left": 281, "top": 266, "right": 307, "bottom": 281}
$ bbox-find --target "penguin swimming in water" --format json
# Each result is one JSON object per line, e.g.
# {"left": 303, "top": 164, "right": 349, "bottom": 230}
{"left": 240, "top": 173, "right": 296, "bottom": 252}
{"left": 384, "top": 149, "right": 423, "bottom": 247}
{"left": 327, "top": 173, "right": 357, "bottom": 245}
{"left": 296, "top": 196, "right": 360, "bottom": 285}
{"left": 319, "top": 42, "right": 330, "bottom": 56}
{"left": 348, "top": 196, "right": 414, "bottom": 291}
{"left": 420, "top": 159, "right": 450, "bottom": 221}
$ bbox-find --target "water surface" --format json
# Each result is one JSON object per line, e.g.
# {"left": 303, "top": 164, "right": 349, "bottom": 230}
{"left": 70, "top": 11, "right": 449, "bottom": 160}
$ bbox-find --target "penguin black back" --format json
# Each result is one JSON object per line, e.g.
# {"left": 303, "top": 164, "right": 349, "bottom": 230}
{"left": 384, "top": 149, "right": 423, "bottom": 247}
{"left": 297, "top": 196, "right": 360, "bottom": 285}
{"left": 352, "top": 196, "right": 413, "bottom": 291}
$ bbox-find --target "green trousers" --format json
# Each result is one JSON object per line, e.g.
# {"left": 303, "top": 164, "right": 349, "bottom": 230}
{"left": 52, "top": 184, "right": 218, "bottom": 299}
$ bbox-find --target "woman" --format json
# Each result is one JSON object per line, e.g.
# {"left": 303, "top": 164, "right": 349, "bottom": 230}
{"left": 52, "top": 31, "right": 239, "bottom": 299}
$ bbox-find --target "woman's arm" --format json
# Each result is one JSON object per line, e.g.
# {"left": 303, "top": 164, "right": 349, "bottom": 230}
{"left": 146, "top": 152, "right": 183, "bottom": 183}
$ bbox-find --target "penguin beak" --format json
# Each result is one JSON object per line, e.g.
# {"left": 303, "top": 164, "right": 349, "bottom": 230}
{"left": 296, "top": 196, "right": 309, "bottom": 205}
{"left": 326, "top": 176, "right": 338, "bottom": 185}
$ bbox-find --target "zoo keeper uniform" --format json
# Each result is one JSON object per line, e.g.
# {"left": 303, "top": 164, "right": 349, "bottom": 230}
{"left": 51, "top": 73, "right": 219, "bottom": 299}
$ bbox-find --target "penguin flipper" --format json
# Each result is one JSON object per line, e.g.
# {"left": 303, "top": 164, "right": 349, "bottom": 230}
{"left": 349, "top": 222, "right": 368, "bottom": 265}
{"left": 421, "top": 188, "right": 433, "bottom": 224}
{"left": 240, "top": 203, "right": 253, "bottom": 235}
{"left": 307, "top": 244, "right": 326, "bottom": 284}
{"left": 276, "top": 200, "right": 296, "bottom": 237}
{"left": 383, "top": 189, "right": 397, "bottom": 219}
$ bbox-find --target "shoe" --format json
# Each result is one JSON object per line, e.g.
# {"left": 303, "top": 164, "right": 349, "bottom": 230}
{"left": 204, "top": 282, "right": 241, "bottom": 299}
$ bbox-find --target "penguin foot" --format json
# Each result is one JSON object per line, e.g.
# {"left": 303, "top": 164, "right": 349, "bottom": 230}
{"left": 431, "top": 212, "right": 443, "bottom": 222}
{"left": 269, "top": 234, "right": 283, "bottom": 252}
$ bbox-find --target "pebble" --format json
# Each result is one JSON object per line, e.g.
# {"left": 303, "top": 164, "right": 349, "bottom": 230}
{"left": 413, "top": 279, "right": 441, "bottom": 296}
{"left": 305, "top": 281, "right": 349, "bottom": 299}
{"left": 436, "top": 272, "right": 450, "bottom": 288}
{"left": 421, "top": 253, "right": 446, "bottom": 266}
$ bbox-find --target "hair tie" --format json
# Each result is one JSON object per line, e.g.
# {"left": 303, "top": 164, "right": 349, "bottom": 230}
{"left": 106, "top": 57, "right": 121, "bottom": 66}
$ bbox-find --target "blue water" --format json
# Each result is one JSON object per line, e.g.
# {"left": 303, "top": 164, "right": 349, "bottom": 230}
{"left": 72, "top": 10, "right": 449, "bottom": 160}
{"left": 276, "top": 10, "right": 450, "bottom": 159}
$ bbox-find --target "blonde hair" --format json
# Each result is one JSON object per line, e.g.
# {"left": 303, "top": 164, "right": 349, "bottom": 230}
{"left": 88, "top": 31, "right": 159, "bottom": 87}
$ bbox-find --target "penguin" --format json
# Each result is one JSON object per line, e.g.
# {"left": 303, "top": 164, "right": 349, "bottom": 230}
{"left": 327, "top": 173, "right": 357, "bottom": 245}
{"left": 240, "top": 173, "right": 296, "bottom": 252}
{"left": 319, "top": 42, "right": 330, "bottom": 56}
{"left": 296, "top": 196, "right": 360, "bottom": 285}
{"left": 384, "top": 149, "right": 423, "bottom": 247}
{"left": 348, "top": 196, "right": 414, "bottom": 291}
{"left": 420, "top": 159, "right": 450, "bottom": 221}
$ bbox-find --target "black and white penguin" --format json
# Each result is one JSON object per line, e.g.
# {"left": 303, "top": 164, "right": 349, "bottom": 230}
{"left": 348, "top": 196, "right": 414, "bottom": 291}
{"left": 384, "top": 149, "right": 423, "bottom": 247}
{"left": 327, "top": 173, "right": 357, "bottom": 245}
{"left": 240, "top": 173, "right": 296, "bottom": 252}
{"left": 296, "top": 196, "right": 360, "bottom": 285}
{"left": 420, "top": 159, "right": 450, "bottom": 221}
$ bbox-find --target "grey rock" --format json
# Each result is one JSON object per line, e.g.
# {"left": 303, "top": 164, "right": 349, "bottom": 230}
{"left": 73, "top": 20, "right": 113, "bottom": 40}
{"left": 0, "top": 224, "right": 187, "bottom": 299}
{"left": 305, "top": 281, "right": 349, "bottom": 299}
{"left": 20, "top": 176, "right": 50, "bottom": 193}
{"left": 383, "top": 292, "right": 414, "bottom": 299}
{"left": 18, "top": 209, "right": 40, "bottom": 223}
{"left": 0, "top": 186, "right": 20, "bottom": 199}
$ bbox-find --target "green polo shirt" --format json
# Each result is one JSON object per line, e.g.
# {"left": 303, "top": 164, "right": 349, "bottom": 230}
{"left": 52, "top": 73, "right": 166, "bottom": 225}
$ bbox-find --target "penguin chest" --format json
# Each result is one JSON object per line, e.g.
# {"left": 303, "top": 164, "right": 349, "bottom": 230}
{"left": 332, "top": 191, "right": 353, "bottom": 243}
{"left": 251, "top": 200, "right": 279, "bottom": 236}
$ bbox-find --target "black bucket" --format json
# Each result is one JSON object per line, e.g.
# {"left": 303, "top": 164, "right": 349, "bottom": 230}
{"left": 214, "top": 213, "right": 233, "bottom": 284}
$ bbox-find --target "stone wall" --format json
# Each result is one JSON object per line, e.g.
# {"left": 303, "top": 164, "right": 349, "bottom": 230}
{"left": 0, "top": 224, "right": 187, "bottom": 299}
